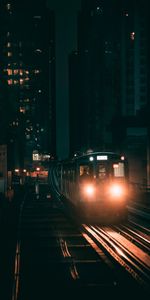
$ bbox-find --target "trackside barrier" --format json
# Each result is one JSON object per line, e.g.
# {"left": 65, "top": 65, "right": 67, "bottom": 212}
{"left": 130, "top": 182, "right": 150, "bottom": 192}
{"left": 129, "top": 182, "right": 150, "bottom": 202}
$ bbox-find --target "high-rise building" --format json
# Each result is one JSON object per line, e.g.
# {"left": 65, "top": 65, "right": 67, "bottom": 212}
{"left": 69, "top": 0, "right": 150, "bottom": 183}
{"left": 118, "top": 0, "right": 149, "bottom": 184}
{"left": 0, "top": 0, "right": 56, "bottom": 171}
{"left": 69, "top": 0, "right": 121, "bottom": 155}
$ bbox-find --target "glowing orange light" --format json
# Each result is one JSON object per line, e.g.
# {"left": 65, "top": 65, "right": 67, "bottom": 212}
{"left": 84, "top": 184, "right": 95, "bottom": 197}
{"left": 109, "top": 184, "right": 124, "bottom": 197}
{"left": 113, "top": 164, "right": 119, "bottom": 169}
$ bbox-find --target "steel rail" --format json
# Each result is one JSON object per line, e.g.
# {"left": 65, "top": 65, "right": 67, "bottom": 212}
{"left": 11, "top": 197, "right": 25, "bottom": 300}
{"left": 112, "top": 224, "right": 150, "bottom": 254}
{"left": 82, "top": 224, "right": 150, "bottom": 291}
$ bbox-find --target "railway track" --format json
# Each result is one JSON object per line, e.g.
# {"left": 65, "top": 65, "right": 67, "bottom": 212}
{"left": 112, "top": 222, "right": 150, "bottom": 253}
{"left": 10, "top": 185, "right": 150, "bottom": 299}
{"left": 11, "top": 189, "right": 122, "bottom": 299}
{"left": 81, "top": 223, "right": 150, "bottom": 294}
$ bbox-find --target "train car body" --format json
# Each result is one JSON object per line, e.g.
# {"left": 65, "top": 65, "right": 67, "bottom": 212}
{"left": 50, "top": 152, "right": 129, "bottom": 222}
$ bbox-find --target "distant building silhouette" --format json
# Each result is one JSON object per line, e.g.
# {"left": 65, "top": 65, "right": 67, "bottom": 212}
{"left": 0, "top": 0, "right": 56, "bottom": 171}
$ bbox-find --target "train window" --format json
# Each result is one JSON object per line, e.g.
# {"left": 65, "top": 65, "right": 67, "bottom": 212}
{"left": 80, "top": 165, "right": 89, "bottom": 176}
{"left": 97, "top": 164, "right": 106, "bottom": 179}
{"left": 113, "top": 163, "right": 125, "bottom": 177}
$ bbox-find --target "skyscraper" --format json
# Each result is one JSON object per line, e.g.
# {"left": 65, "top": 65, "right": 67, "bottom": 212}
{"left": 69, "top": 0, "right": 121, "bottom": 155}
{"left": 69, "top": 0, "right": 150, "bottom": 183}
{"left": 0, "top": 0, "right": 56, "bottom": 171}
{"left": 120, "top": 0, "right": 148, "bottom": 117}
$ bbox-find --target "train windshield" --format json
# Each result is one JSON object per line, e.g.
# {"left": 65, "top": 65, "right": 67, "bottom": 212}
{"left": 79, "top": 165, "right": 93, "bottom": 176}
{"left": 97, "top": 164, "right": 107, "bottom": 179}
{"left": 96, "top": 162, "right": 126, "bottom": 180}
{"left": 113, "top": 162, "right": 125, "bottom": 177}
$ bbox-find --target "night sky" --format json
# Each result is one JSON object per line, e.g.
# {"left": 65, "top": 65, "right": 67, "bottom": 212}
{"left": 47, "top": 0, "right": 81, "bottom": 159}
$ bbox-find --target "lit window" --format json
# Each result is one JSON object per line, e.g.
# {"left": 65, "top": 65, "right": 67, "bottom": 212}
{"left": 6, "top": 3, "right": 11, "bottom": 10}
{"left": 35, "top": 49, "right": 42, "bottom": 53}
{"left": 96, "top": 6, "right": 103, "bottom": 14}
{"left": 122, "top": 11, "right": 128, "bottom": 17}
{"left": 20, "top": 107, "right": 26, "bottom": 113}
{"left": 7, "top": 42, "right": 11, "bottom": 47}
{"left": 8, "top": 79, "right": 13, "bottom": 85}
{"left": 8, "top": 52, "right": 12, "bottom": 57}
{"left": 113, "top": 163, "right": 124, "bottom": 177}
{"left": 12, "top": 121, "right": 18, "bottom": 126}
{"left": 33, "top": 153, "right": 39, "bottom": 161}
{"left": 130, "top": 32, "right": 135, "bottom": 40}
{"left": 14, "top": 80, "right": 18, "bottom": 85}
{"left": 34, "top": 69, "right": 40, "bottom": 74}
{"left": 7, "top": 69, "right": 12, "bottom": 75}
{"left": 14, "top": 69, "right": 19, "bottom": 75}
{"left": 20, "top": 79, "right": 24, "bottom": 85}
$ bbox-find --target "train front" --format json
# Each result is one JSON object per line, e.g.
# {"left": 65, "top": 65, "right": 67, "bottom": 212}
{"left": 78, "top": 154, "right": 129, "bottom": 222}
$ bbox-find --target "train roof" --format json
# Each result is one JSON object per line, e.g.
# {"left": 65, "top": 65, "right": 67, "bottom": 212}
{"left": 76, "top": 151, "right": 125, "bottom": 160}
{"left": 60, "top": 152, "right": 127, "bottom": 164}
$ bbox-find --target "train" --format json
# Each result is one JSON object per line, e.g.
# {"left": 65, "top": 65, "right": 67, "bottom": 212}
{"left": 49, "top": 151, "right": 129, "bottom": 222}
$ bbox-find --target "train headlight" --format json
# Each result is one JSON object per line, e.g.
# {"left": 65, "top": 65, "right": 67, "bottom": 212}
{"left": 109, "top": 184, "right": 124, "bottom": 197}
{"left": 84, "top": 184, "right": 95, "bottom": 197}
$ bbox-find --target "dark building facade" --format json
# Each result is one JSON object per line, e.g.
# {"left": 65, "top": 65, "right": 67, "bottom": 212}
{"left": 69, "top": 0, "right": 121, "bottom": 156}
{"left": 0, "top": 0, "right": 56, "bottom": 171}
{"left": 69, "top": 51, "right": 80, "bottom": 156}
{"left": 69, "top": 0, "right": 150, "bottom": 183}
{"left": 118, "top": 0, "right": 150, "bottom": 184}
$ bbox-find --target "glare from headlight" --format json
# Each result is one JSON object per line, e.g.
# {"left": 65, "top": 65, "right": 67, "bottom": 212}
{"left": 109, "top": 184, "right": 124, "bottom": 197}
{"left": 84, "top": 185, "right": 95, "bottom": 196}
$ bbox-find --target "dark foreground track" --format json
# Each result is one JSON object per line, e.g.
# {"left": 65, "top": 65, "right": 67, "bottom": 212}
{"left": 1, "top": 185, "right": 149, "bottom": 300}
